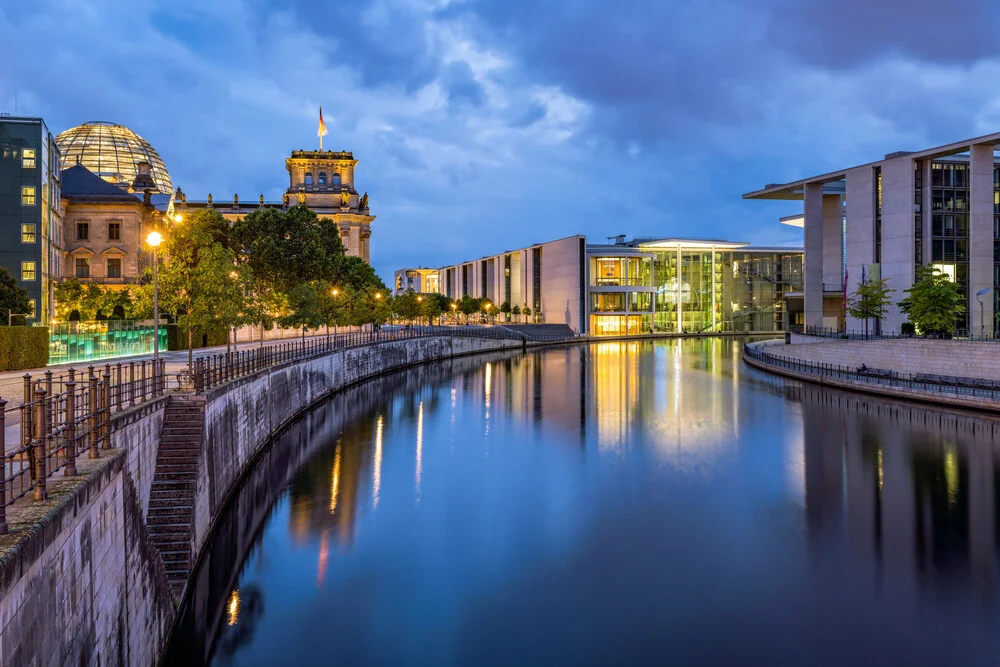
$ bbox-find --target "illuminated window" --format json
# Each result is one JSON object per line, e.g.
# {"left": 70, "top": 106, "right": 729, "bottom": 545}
{"left": 318, "top": 172, "right": 327, "bottom": 185}
{"left": 76, "top": 258, "right": 90, "bottom": 278}
{"left": 108, "top": 221, "right": 121, "bottom": 240}
{"left": 107, "top": 258, "right": 122, "bottom": 278}
{"left": 304, "top": 172, "right": 313, "bottom": 186}
{"left": 21, "top": 186, "right": 36, "bottom": 206}
{"left": 27, "top": 299, "right": 36, "bottom": 319}
{"left": 22, "top": 148, "right": 36, "bottom": 169}
{"left": 21, "top": 261, "right": 36, "bottom": 281}
{"left": 21, "top": 224, "right": 36, "bottom": 244}
{"left": 332, "top": 173, "right": 341, "bottom": 185}
{"left": 77, "top": 222, "right": 89, "bottom": 240}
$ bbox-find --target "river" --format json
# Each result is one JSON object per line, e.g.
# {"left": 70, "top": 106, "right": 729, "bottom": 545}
{"left": 165, "top": 338, "right": 1000, "bottom": 666}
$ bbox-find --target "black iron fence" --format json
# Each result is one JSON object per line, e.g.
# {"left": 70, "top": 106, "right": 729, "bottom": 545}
{"left": 803, "top": 326, "right": 988, "bottom": 341}
{"left": 744, "top": 342, "right": 1000, "bottom": 402}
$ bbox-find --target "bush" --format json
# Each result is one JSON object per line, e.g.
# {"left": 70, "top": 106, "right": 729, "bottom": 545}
{"left": 901, "top": 322, "right": 916, "bottom": 336}
{"left": 0, "top": 327, "right": 49, "bottom": 371}
{"left": 166, "top": 323, "right": 229, "bottom": 351}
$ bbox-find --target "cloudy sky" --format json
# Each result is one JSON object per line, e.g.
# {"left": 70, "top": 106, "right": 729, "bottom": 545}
{"left": 4, "top": 0, "right": 1000, "bottom": 280}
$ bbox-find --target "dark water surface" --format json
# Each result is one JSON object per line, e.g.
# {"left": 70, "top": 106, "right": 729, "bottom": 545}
{"left": 166, "top": 339, "right": 1000, "bottom": 666}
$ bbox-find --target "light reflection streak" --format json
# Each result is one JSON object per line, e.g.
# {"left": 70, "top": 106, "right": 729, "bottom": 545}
{"left": 944, "top": 446, "right": 959, "bottom": 505}
{"left": 227, "top": 589, "right": 240, "bottom": 626}
{"left": 372, "top": 415, "right": 383, "bottom": 509}
{"left": 329, "top": 444, "right": 342, "bottom": 514}
{"left": 416, "top": 400, "right": 424, "bottom": 497}
{"left": 317, "top": 529, "right": 330, "bottom": 586}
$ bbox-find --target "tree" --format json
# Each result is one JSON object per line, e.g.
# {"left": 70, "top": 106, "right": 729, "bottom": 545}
{"left": 480, "top": 299, "right": 493, "bottom": 324}
{"left": 0, "top": 266, "right": 33, "bottom": 325}
{"left": 422, "top": 293, "right": 450, "bottom": 325}
{"left": 391, "top": 290, "right": 422, "bottom": 323}
{"left": 523, "top": 304, "right": 532, "bottom": 323}
{"left": 457, "top": 295, "right": 479, "bottom": 324}
{"left": 277, "top": 282, "right": 327, "bottom": 344}
{"left": 511, "top": 304, "right": 521, "bottom": 323}
{"left": 158, "top": 209, "right": 248, "bottom": 371}
{"left": 898, "top": 265, "right": 965, "bottom": 336}
{"left": 499, "top": 300, "right": 511, "bottom": 322}
{"left": 846, "top": 277, "right": 893, "bottom": 338}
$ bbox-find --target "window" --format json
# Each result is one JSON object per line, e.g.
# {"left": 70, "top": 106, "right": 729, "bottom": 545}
{"left": 332, "top": 173, "right": 341, "bottom": 185}
{"left": 318, "top": 172, "right": 327, "bottom": 185}
{"left": 107, "top": 258, "right": 122, "bottom": 278}
{"left": 22, "top": 148, "right": 35, "bottom": 169}
{"left": 76, "top": 258, "right": 90, "bottom": 278}
{"left": 108, "top": 221, "right": 121, "bottom": 241}
{"left": 21, "top": 186, "right": 35, "bottom": 206}
{"left": 21, "top": 224, "right": 36, "bottom": 244}
{"left": 304, "top": 172, "right": 313, "bottom": 186}
{"left": 21, "top": 261, "right": 36, "bottom": 281}
{"left": 77, "top": 222, "right": 89, "bottom": 240}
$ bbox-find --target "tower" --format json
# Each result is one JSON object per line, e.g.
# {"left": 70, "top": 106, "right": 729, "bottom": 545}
{"left": 285, "top": 150, "right": 375, "bottom": 262}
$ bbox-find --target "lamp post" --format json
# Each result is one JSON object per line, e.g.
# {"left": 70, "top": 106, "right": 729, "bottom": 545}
{"left": 976, "top": 287, "right": 990, "bottom": 339}
{"left": 451, "top": 302, "right": 457, "bottom": 326}
{"left": 146, "top": 231, "right": 163, "bottom": 386}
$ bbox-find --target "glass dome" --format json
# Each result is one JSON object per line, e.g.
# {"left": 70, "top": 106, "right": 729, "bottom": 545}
{"left": 56, "top": 121, "right": 172, "bottom": 193}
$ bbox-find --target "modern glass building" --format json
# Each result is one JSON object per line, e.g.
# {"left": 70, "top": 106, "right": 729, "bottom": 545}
{"left": 587, "top": 239, "right": 803, "bottom": 336}
{"left": 0, "top": 116, "right": 62, "bottom": 323}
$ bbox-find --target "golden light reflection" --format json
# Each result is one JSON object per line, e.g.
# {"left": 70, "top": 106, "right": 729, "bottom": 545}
{"left": 317, "top": 529, "right": 330, "bottom": 587}
{"left": 416, "top": 400, "right": 424, "bottom": 496}
{"left": 329, "top": 444, "right": 342, "bottom": 514}
{"left": 944, "top": 446, "right": 959, "bottom": 505}
{"left": 877, "top": 448, "right": 884, "bottom": 490}
{"left": 373, "top": 415, "right": 383, "bottom": 509}
{"left": 484, "top": 362, "right": 492, "bottom": 413}
{"left": 227, "top": 589, "right": 240, "bottom": 626}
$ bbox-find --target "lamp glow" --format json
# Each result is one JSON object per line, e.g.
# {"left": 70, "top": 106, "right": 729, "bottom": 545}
{"left": 146, "top": 231, "right": 163, "bottom": 248}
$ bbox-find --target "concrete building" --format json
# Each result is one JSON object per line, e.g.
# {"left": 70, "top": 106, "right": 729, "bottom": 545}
{"left": 744, "top": 133, "right": 1000, "bottom": 336}
{"left": 393, "top": 268, "right": 439, "bottom": 295}
{"left": 396, "top": 236, "right": 802, "bottom": 335}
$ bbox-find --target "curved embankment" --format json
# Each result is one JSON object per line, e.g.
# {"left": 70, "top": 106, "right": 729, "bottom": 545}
{"left": 0, "top": 335, "right": 521, "bottom": 667}
{"left": 743, "top": 339, "right": 1000, "bottom": 413}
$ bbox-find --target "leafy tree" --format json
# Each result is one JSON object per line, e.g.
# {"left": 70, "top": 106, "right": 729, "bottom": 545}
{"left": 158, "top": 209, "right": 247, "bottom": 371}
{"left": 0, "top": 266, "right": 33, "bottom": 325}
{"left": 846, "top": 277, "right": 893, "bottom": 338}
{"left": 523, "top": 304, "right": 532, "bottom": 323}
{"left": 391, "top": 290, "right": 422, "bottom": 323}
{"left": 422, "top": 293, "right": 449, "bottom": 325}
{"left": 511, "top": 304, "right": 521, "bottom": 322}
{"left": 457, "top": 295, "right": 480, "bottom": 324}
{"left": 499, "top": 300, "right": 511, "bottom": 322}
{"left": 278, "top": 282, "right": 327, "bottom": 344}
{"left": 898, "top": 265, "right": 965, "bottom": 336}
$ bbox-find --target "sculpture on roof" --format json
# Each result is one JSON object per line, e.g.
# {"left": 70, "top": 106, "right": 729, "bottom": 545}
{"left": 234, "top": 194, "right": 239, "bottom": 207}
{"left": 282, "top": 192, "right": 290, "bottom": 207}
{"left": 341, "top": 190, "right": 350, "bottom": 207}
{"left": 359, "top": 192, "right": 369, "bottom": 211}
{"left": 297, "top": 189, "right": 306, "bottom": 205}
{"left": 259, "top": 194, "right": 265, "bottom": 205}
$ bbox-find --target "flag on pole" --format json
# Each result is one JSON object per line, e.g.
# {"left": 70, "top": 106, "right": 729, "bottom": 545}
{"left": 861, "top": 264, "right": 867, "bottom": 285}
{"left": 318, "top": 106, "right": 329, "bottom": 149}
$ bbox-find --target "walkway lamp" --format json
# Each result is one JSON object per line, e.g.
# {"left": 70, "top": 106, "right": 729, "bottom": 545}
{"left": 976, "top": 287, "right": 991, "bottom": 339}
{"left": 146, "top": 231, "right": 163, "bottom": 380}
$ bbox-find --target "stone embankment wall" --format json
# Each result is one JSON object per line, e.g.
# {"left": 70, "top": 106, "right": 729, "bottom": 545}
{"left": 774, "top": 334, "right": 1000, "bottom": 381}
{"left": 0, "top": 335, "right": 519, "bottom": 666}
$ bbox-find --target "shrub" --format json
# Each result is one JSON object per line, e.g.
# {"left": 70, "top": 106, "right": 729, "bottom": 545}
{"left": 900, "top": 322, "right": 916, "bottom": 336}
{"left": 165, "top": 323, "right": 229, "bottom": 351}
{"left": 0, "top": 327, "right": 49, "bottom": 371}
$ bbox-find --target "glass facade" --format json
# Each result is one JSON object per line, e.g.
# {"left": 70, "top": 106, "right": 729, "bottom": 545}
{"left": 48, "top": 321, "right": 167, "bottom": 365}
{"left": 589, "top": 242, "right": 803, "bottom": 336}
{"left": 56, "top": 121, "right": 172, "bottom": 193}
{"left": 931, "top": 161, "right": 970, "bottom": 332}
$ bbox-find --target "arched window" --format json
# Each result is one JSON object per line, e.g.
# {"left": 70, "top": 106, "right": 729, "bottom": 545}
{"left": 318, "top": 172, "right": 327, "bottom": 185}
{"left": 304, "top": 172, "right": 313, "bottom": 186}
{"left": 332, "top": 173, "right": 342, "bottom": 185}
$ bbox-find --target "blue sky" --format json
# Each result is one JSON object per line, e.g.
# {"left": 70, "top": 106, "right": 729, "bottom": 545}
{"left": 4, "top": 0, "right": 1000, "bottom": 280}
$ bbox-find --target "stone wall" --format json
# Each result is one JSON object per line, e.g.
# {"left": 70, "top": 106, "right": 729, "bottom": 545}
{"left": 0, "top": 335, "right": 520, "bottom": 666}
{"left": 776, "top": 335, "right": 1000, "bottom": 380}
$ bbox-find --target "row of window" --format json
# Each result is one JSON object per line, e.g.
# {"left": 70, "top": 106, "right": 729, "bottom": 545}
{"left": 303, "top": 172, "right": 342, "bottom": 186}
{"left": 1, "top": 146, "right": 35, "bottom": 168}
{"left": 75, "top": 221, "right": 120, "bottom": 241}
{"left": 20, "top": 258, "right": 123, "bottom": 280}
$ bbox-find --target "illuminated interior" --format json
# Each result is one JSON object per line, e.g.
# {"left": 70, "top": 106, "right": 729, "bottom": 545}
{"left": 56, "top": 121, "right": 172, "bottom": 193}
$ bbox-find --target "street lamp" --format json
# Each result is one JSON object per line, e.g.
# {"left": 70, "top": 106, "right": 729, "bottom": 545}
{"left": 976, "top": 287, "right": 991, "bottom": 339}
{"left": 146, "top": 231, "right": 163, "bottom": 385}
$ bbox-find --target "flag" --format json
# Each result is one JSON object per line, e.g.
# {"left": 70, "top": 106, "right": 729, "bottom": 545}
{"left": 861, "top": 264, "right": 867, "bottom": 285}
{"left": 317, "top": 106, "right": 329, "bottom": 138}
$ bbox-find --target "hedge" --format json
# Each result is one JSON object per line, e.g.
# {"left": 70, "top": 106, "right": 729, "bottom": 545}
{"left": 0, "top": 326, "right": 49, "bottom": 371}
{"left": 166, "top": 324, "right": 230, "bottom": 351}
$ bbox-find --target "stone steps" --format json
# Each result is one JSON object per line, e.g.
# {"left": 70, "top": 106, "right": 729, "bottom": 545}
{"left": 147, "top": 394, "right": 205, "bottom": 601}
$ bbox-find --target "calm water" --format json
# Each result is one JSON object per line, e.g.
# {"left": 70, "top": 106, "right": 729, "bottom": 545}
{"left": 167, "top": 339, "right": 1000, "bottom": 666}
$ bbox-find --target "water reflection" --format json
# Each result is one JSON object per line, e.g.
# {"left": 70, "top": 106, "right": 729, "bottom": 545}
{"left": 168, "top": 340, "right": 1000, "bottom": 666}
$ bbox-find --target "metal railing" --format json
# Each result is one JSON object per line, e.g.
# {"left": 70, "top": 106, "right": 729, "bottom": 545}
{"left": 744, "top": 342, "right": 1000, "bottom": 402}
{"left": 803, "top": 326, "right": 990, "bottom": 341}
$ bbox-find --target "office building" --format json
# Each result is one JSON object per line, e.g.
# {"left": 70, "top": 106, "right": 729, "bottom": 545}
{"left": 744, "top": 132, "right": 1000, "bottom": 335}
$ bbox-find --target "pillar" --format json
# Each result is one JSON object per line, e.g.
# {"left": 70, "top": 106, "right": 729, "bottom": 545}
{"left": 844, "top": 167, "right": 875, "bottom": 331}
{"left": 803, "top": 183, "right": 825, "bottom": 330}
{"left": 970, "top": 143, "right": 994, "bottom": 338}
{"left": 822, "top": 195, "right": 844, "bottom": 330}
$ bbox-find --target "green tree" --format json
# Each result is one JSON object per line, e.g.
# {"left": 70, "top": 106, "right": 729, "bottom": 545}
{"left": 278, "top": 282, "right": 327, "bottom": 344}
{"left": 523, "top": 304, "right": 532, "bottom": 323}
{"left": 457, "top": 295, "right": 479, "bottom": 324}
{"left": 422, "top": 293, "right": 449, "bottom": 325}
{"left": 158, "top": 209, "right": 247, "bottom": 371}
{"left": 898, "top": 265, "right": 965, "bottom": 336}
{"left": 499, "top": 300, "right": 511, "bottom": 322}
{"left": 0, "top": 266, "right": 33, "bottom": 325}
{"left": 391, "top": 291, "right": 422, "bottom": 323}
{"left": 511, "top": 304, "right": 521, "bottom": 322}
{"left": 846, "top": 277, "right": 893, "bottom": 338}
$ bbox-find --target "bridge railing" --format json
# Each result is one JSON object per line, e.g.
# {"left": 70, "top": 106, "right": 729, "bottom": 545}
{"left": 191, "top": 325, "right": 536, "bottom": 393}
{"left": 744, "top": 342, "right": 1000, "bottom": 402}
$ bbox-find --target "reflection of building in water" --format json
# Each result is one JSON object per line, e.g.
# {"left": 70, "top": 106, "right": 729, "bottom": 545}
{"left": 800, "top": 388, "right": 1000, "bottom": 594}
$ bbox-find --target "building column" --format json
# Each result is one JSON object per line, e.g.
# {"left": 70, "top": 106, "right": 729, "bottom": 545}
{"left": 710, "top": 248, "right": 716, "bottom": 332}
{"left": 970, "top": 144, "right": 994, "bottom": 338}
{"left": 822, "top": 195, "right": 844, "bottom": 330}
{"left": 676, "top": 244, "right": 682, "bottom": 333}
{"left": 804, "top": 183, "right": 825, "bottom": 330}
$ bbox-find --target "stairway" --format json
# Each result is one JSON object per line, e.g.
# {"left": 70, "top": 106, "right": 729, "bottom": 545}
{"left": 147, "top": 394, "right": 205, "bottom": 599}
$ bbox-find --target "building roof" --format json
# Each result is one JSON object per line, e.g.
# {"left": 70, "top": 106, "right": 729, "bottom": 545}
{"left": 743, "top": 130, "right": 1000, "bottom": 201}
{"left": 56, "top": 121, "right": 172, "bottom": 193}
{"left": 61, "top": 165, "right": 144, "bottom": 204}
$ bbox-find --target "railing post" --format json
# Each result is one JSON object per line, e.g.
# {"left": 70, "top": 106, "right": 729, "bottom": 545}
{"left": 0, "top": 399, "right": 7, "bottom": 533}
{"left": 65, "top": 377, "right": 77, "bottom": 477}
{"left": 102, "top": 369, "right": 111, "bottom": 449}
{"left": 44, "top": 370, "right": 53, "bottom": 436}
{"left": 116, "top": 363, "right": 123, "bottom": 407}
{"left": 88, "top": 375, "right": 99, "bottom": 459}
{"left": 129, "top": 362, "right": 136, "bottom": 407}
{"left": 22, "top": 374, "right": 31, "bottom": 450}
{"left": 140, "top": 361, "right": 147, "bottom": 403}
{"left": 32, "top": 387, "right": 47, "bottom": 501}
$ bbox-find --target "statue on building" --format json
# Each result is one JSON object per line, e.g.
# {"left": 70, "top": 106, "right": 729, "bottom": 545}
{"left": 341, "top": 190, "right": 351, "bottom": 207}
{"left": 259, "top": 194, "right": 265, "bottom": 205}
{"left": 359, "top": 192, "right": 369, "bottom": 210}
{"left": 234, "top": 194, "right": 239, "bottom": 207}
{"left": 207, "top": 193, "right": 213, "bottom": 206}
{"left": 282, "top": 192, "right": 290, "bottom": 207}
{"left": 297, "top": 188, "right": 307, "bottom": 205}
